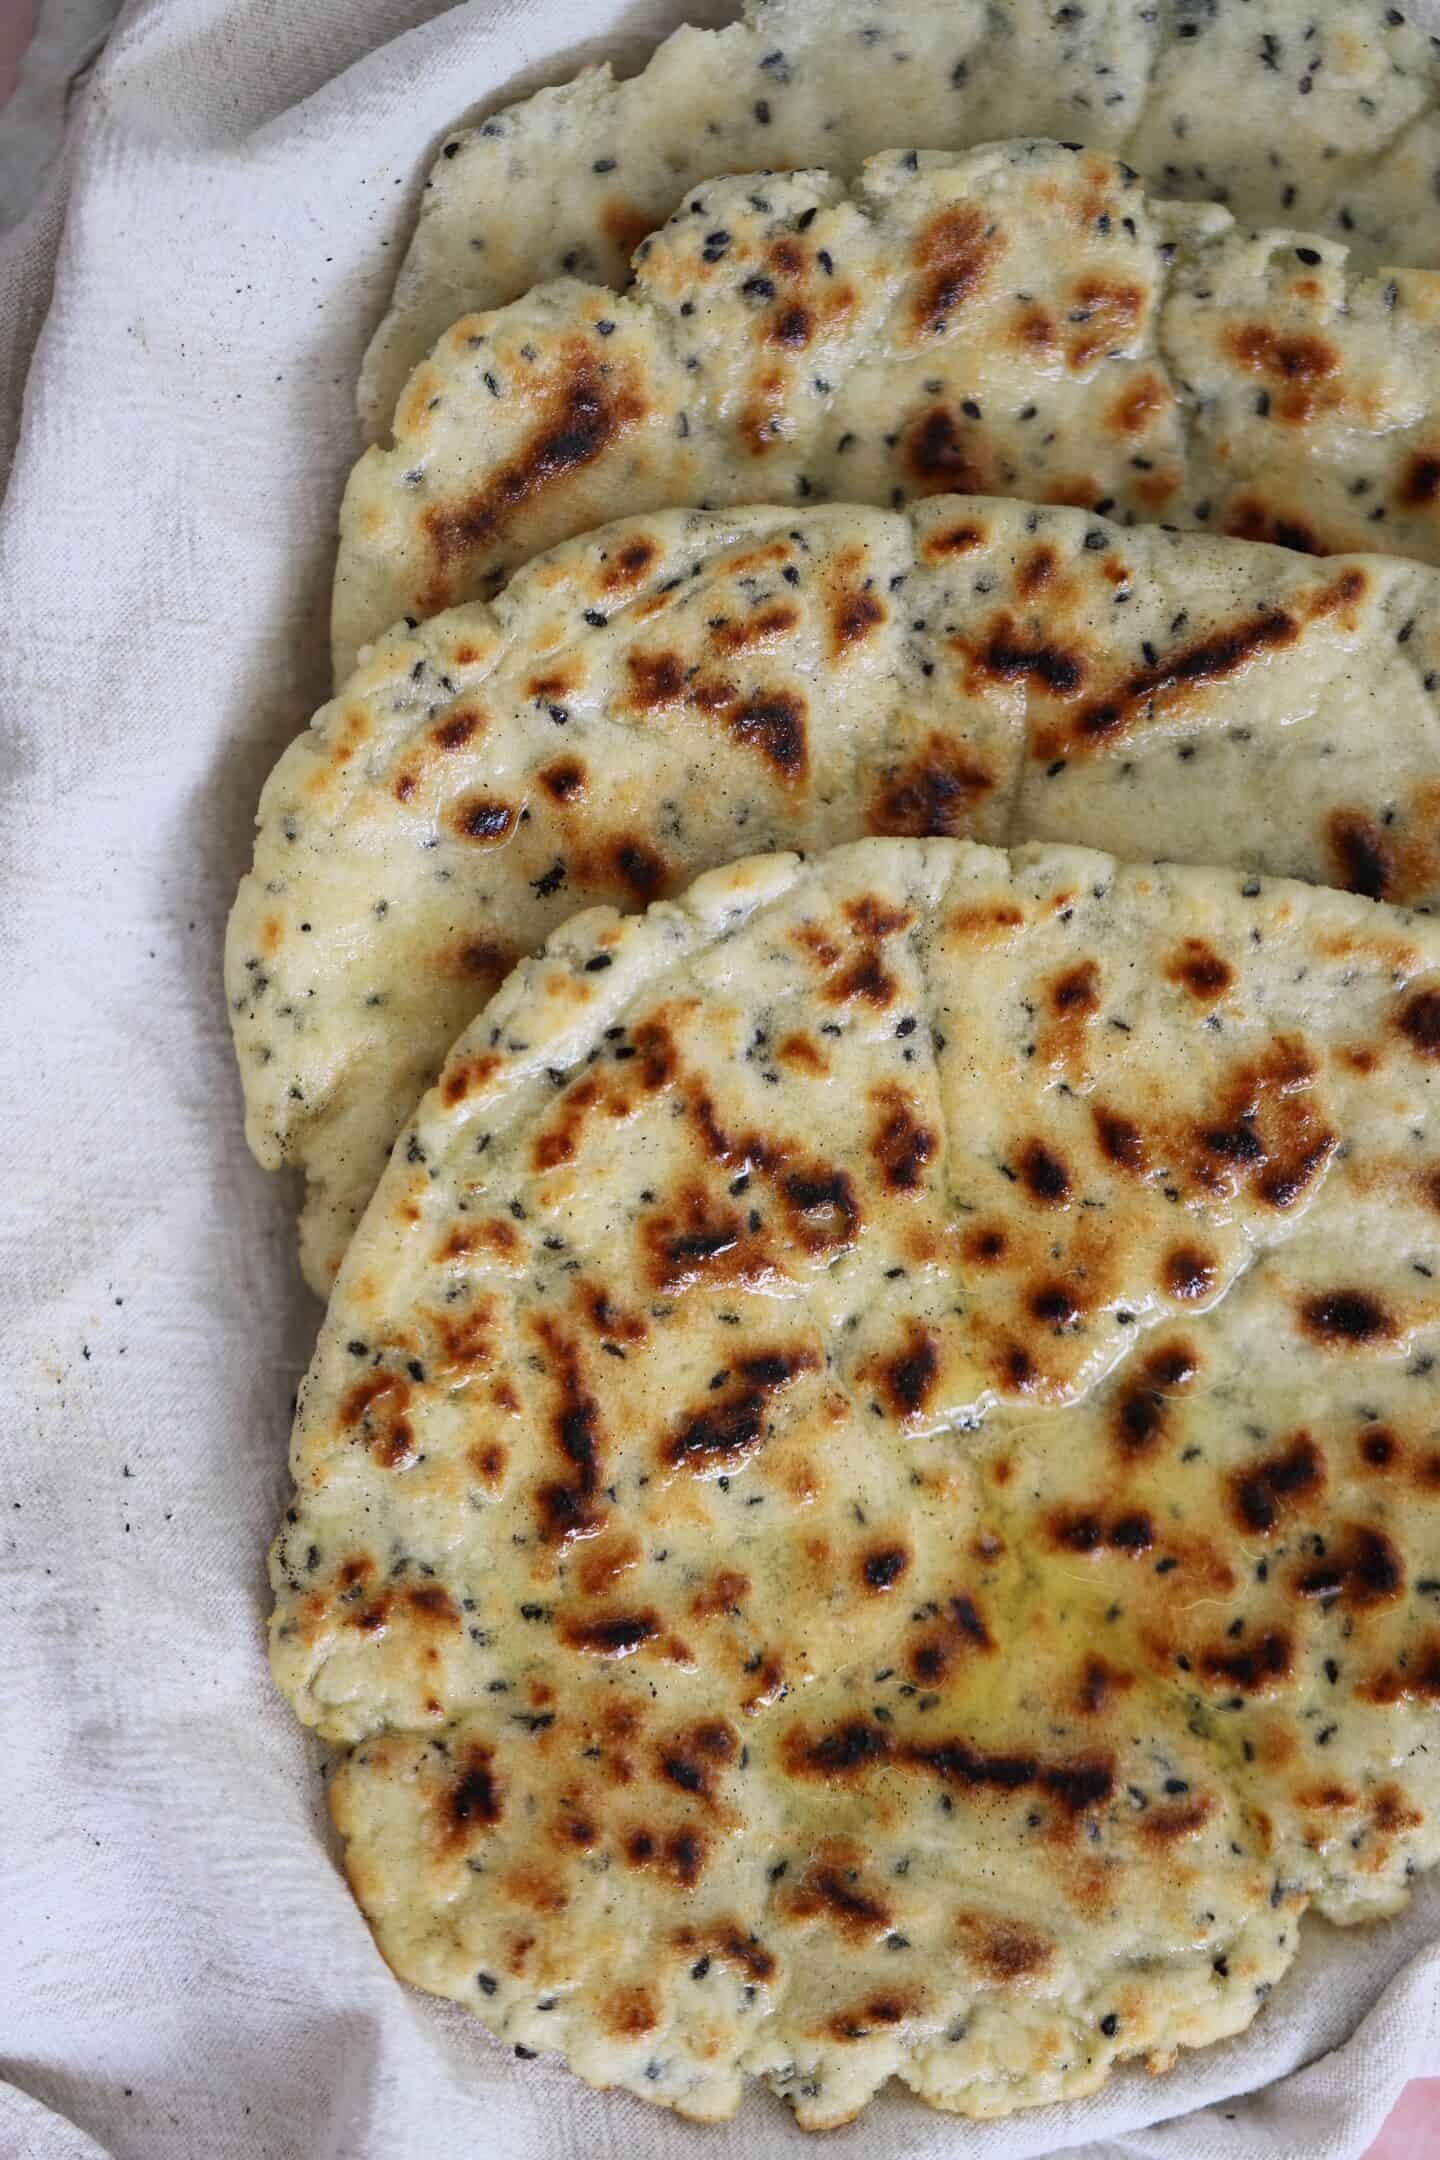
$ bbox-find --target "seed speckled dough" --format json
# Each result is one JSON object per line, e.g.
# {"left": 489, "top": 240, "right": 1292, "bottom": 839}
{"left": 231, "top": 497, "right": 1440, "bottom": 1291}
{"left": 338, "top": 141, "right": 1440, "bottom": 676}
{"left": 361, "top": 0, "right": 1440, "bottom": 435}
{"left": 271, "top": 836, "right": 1440, "bottom": 2126}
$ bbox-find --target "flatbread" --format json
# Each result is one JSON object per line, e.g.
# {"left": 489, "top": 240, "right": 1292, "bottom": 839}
{"left": 231, "top": 495, "right": 1440, "bottom": 1293}
{"left": 271, "top": 834, "right": 1440, "bottom": 2126}
{"left": 336, "top": 140, "right": 1440, "bottom": 679}
{"left": 359, "top": 0, "right": 1440, "bottom": 437}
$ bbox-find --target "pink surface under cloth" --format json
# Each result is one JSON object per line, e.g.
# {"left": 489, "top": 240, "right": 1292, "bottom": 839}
{"left": 1, "top": 4, "right": 1438, "bottom": 2157}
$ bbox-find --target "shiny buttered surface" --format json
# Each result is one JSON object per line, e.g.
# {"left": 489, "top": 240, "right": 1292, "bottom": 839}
{"left": 271, "top": 837, "right": 1440, "bottom": 2126}
{"left": 232, "top": 498, "right": 1440, "bottom": 1290}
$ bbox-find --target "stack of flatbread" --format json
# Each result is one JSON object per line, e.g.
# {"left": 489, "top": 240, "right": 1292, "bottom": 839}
{"left": 229, "top": 0, "right": 1440, "bottom": 2128}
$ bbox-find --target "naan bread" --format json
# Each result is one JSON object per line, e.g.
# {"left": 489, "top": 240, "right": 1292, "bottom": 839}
{"left": 230, "top": 496, "right": 1440, "bottom": 1293}
{"left": 360, "top": 0, "right": 1440, "bottom": 435}
{"left": 271, "top": 836, "right": 1440, "bottom": 2126}
{"left": 337, "top": 141, "right": 1440, "bottom": 678}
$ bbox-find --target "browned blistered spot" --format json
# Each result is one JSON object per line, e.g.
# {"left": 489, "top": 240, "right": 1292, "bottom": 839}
{"left": 444, "top": 934, "right": 515, "bottom": 988}
{"left": 1296, "top": 1523, "right": 1404, "bottom": 1609}
{"left": 1013, "top": 305, "right": 1056, "bottom": 355}
{"left": 1075, "top": 1655, "right": 1133, "bottom": 1716}
{"left": 1093, "top": 1106, "right": 1146, "bottom": 1174}
{"left": 625, "top": 647, "right": 686, "bottom": 710}
{"left": 869, "top": 1083, "right": 936, "bottom": 1192}
{"left": 1296, "top": 1780, "right": 1359, "bottom": 1813}
{"left": 1401, "top": 451, "right": 1440, "bottom": 509}
{"left": 781, "top": 1718, "right": 1114, "bottom": 1811}
{"left": 539, "top": 757, "right": 586, "bottom": 801}
{"left": 727, "top": 688, "right": 808, "bottom": 779}
{"left": 339, "top": 1370, "right": 415, "bottom": 1470}
{"left": 452, "top": 643, "right": 481, "bottom": 666}
{"left": 778, "top": 1030, "right": 827, "bottom": 1074}
{"left": 421, "top": 347, "right": 644, "bottom": 592}
{"left": 1226, "top": 322, "right": 1339, "bottom": 424}
{"left": 1141, "top": 1794, "right": 1215, "bottom": 1845}
{"left": 781, "top": 1163, "right": 861, "bottom": 1253}
{"left": 1228, "top": 1433, "right": 1325, "bottom": 1534}
{"left": 470, "top": 1439, "right": 507, "bottom": 1485}
{"left": 957, "top": 614, "right": 1086, "bottom": 698}
{"left": 1165, "top": 1244, "right": 1217, "bottom": 1302}
{"left": 440, "top": 1051, "right": 502, "bottom": 1108}
{"left": 831, "top": 585, "right": 886, "bottom": 657}
{"left": 1198, "top": 1629, "right": 1294, "bottom": 1694}
{"left": 642, "top": 1184, "right": 773, "bottom": 1299}
{"left": 783, "top": 1861, "right": 893, "bottom": 1942}
{"left": 710, "top": 604, "right": 801, "bottom": 657}
{"left": 623, "top": 1822, "right": 710, "bottom": 1886}
{"left": 1112, "top": 1340, "right": 1198, "bottom": 1458}
{"left": 828, "top": 1992, "right": 912, "bottom": 2041}
{"left": 1359, "top": 1635, "right": 1440, "bottom": 1705}
{"left": 904, "top": 408, "right": 991, "bottom": 495}
{"left": 913, "top": 202, "right": 997, "bottom": 337}
{"left": 661, "top": 1345, "right": 819, "bottom": 1473}
{"left": 673, "top": 1919, "right": 777, "bottom": 1983}
{"left": 559, "top": 1608, "right": 660, "bottom": 1657}
{"left": 1067, "top": 277, "right": 1144, "bottom": 369}
{"left": 528, "top": 666, "right": 581, "bottom": 704}
{"left": 1223, "top": 498, "right": 1322, "bottom": 555}
{"left": 1398, "top": 985, "right": 1440, "bottom": 1059}
{"left": 600, "top": 1981, "right": 658, "bottom": 2039}
{"left": 1017, "top": 545, "right": 1058, "bottom": 599}
{"left": 1188, "top": 1035, "right": 1336, "bottom": 1211}
{"left": 576, "top": 1533, "right": 641, "bottom": 1598}
{"left": 605, "top": 834, "right": 667, "bottom": 903}
{"left": 923, "top": 518, "right": 987, "bottom": 559}
{"left": 437, "top": 1742, "right": 502, "bottom": 1847}
{"left": 768, "top": 302, "right": 813, "bottom": 349}
{"left": 657, "top": 1718, "right": 737, "bottom": 1805}
{"left": 450, "top": 794, "right": 515, "bottom": 844}
{"left": 1017, "top": 1138, "right": 1071, "bottom": 1205}
{"left": 964, "top": 1222, "right": 1009, "bottom": 1266}
{"left": 1327, "top": 809, "right": 1392, "bottom": 901}
{"left": 870, "top": 732, "right": 993, "bottom": 839}
{"left": 1048, "top": 1507, "right": 1154, "bottom": 1556}
{"left": 603, "top": 536, "right": 658, "bottom": 592}
{"left": 1299, "top": 1288, "right": 1396, "bottom": 1350}
{"left": 1358, "top": 1425, "right": 1400, "bottom": 1472}
{"left": 877, "top": 1321, "right": 939, "bottom": 1421}
{"left": 1415, "top": 1449, "right": 1440, "bottom": 1493}
{"left": 741, "top": 365, "right": 789, "bottom": 457}
{"left": 432, "top": 707, "right": 481, "bottom": 752}
{"left": 1167, "top": 938, "right": 1234, "bottom": 1002}
{"left": 599, "top": 197, "right": 660, "bottom": 265}
{"left": 531, "top": 1316, "right": 604, "bottom": 1546}
{"left": 552, "top": 1803, "right": 600, "bottom": 1850}
{"left": 689, "top": 1569, "right": 750, "bottom": 1620}
{"left": 956, "top": 1910, "right": 1055, "bottom": 1984}
{"left": 1108, "top": 372, "right": 1169, "bottom": 436}
{"left": 428, "top": 1298, "right": 496, "bottom": 1372}
{"left": 859, "top": 1542, "right": 911, "bottom": 1594}
{"left": 585, "top": 1286, "right": 647, "bottom": 1347}
{"left": 1372, "top": 1783, "right": 1423, "bottom": 1832}
{"left": 909, "top": 1593, "right": 994, "bottom": 1685}
{"left": 1034, "top": 604, "right": 1301, "bottom": 761}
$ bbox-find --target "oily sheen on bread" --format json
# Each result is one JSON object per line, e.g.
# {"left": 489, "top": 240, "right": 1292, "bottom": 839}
{"left": 360, "top": 0, "right": 1440, "bottom": 435}
{"left": 270, "top": 835, "right": 1440, "bottom": 2126}
{"left": 337, "top": 141, "right": 1440, "bottom": 676}
{"left": 230, "top": 497, "right": 1440, "bottom": 1292}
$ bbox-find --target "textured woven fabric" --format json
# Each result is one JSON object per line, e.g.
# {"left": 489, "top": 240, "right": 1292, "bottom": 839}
{"left": 0, "top": 4, "right": 1437, "bottom": 2155}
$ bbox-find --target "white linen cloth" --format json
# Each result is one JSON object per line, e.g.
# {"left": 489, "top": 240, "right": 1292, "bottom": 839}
{"left": 1, "top": 4, "right": 1437, "bottom": 2155}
